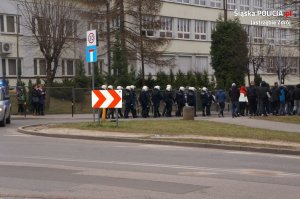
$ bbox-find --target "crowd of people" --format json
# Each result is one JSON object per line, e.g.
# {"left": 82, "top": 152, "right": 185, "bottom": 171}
{"left": 101, "top": 81, "right": 300, "bottom": 119}
{"left": 16, "top": 84, "right": 46, "bottom": 116}
{"left": 228, "top": 81, "right": 300, "bottom": 118}
{"left": 15, "top": 82, "right": 300, "bottom": 118}
{"left": 101, "top": 84, "right": 217, "bottom": 119}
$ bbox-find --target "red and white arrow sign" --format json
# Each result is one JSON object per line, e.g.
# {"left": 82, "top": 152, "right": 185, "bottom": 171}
{"left": 92, "top": 90, "right": 122, "bottom": 109}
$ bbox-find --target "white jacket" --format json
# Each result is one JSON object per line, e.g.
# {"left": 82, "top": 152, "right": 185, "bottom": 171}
{"left": 239, "top": 93, "right": 248, "bottom": 103}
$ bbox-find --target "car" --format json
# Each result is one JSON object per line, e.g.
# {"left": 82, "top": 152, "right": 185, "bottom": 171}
{"left": 0, "top": 79, "right": 11, "bottom": 127}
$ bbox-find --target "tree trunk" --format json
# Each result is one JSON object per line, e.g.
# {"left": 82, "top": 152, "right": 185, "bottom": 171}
{"left": 106, "top": 1, "right": 111, "bottom": 76}
{"left": 138, "top": 2, "right": 145, "bottom": 83}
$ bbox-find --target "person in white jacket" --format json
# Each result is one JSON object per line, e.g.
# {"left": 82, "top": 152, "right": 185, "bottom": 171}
{"left": 239, "top": 86, "right": 248, "bottom": 116}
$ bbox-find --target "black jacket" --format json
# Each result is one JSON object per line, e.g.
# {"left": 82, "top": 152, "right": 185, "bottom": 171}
{"left": 229, "top": 86, "right": 240, "bottom": 101}
{"left": 294, "top": 84, "right": 300, "bottom": 100}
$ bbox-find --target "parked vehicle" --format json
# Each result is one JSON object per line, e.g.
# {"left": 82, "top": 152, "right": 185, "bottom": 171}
{"left": 0, "top": 79, "right": 11, "bottom": 127}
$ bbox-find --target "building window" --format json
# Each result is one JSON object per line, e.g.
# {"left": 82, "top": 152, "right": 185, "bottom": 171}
{"left": 195, "top": 56, "right": 208, "bottom": 72}
{"left": 280, "top": 29, "right": 288, "bottom": 45}
{"left": 142, "top": 16, "right": 156, "bottom": 37}
{"left": 240, "top": 0, "right": 249, "bottom": 11}
{"left": 194, "top": 0, "right": 206, "bottom": 6}
{"left": 61, "top": 59, "right": 76, "bottom": 76}
{"left": 253, "top": 0, "right": 263, "bottom": 11}
{"left": 160, "top": 17, "right": 173, "bottom": 38}
{"left": 195, "top": 20, "right": 207, "bottom": 40}
{"left": 177, "top": 18, "right": 190, "bottom": 39}
{"left": 65, "top": 20, "right": 77, "bottom": 37}
{"left": 266, "top": 27, "right": 275, "bottom": 44}
{"left": 266, "top": 0, "right": 274, "bottom": 9}
{"left": 177, "top": 0, "right": 191, "bottom": 3}
{"left": 243, "top": 25, "right": 250, "bottom": 42}
{"left": 0, "top": 15, "right": 19, "bottom": 33}
{"left": 2, "top": 58, "right": 22, "bottom": 76}
{"left": 253, "top": 26, "right": 263, "bottom": 43}
{"left": 227, "top": 0, "right": 236, "bottom": 10}
{"left": 290, "top": 29, "right": 299, "bottom": 46}
{"left": 210, "top": 0, "right": 222, "bottom": 8}
{"left": 89, "top": 21, "right": 105, "bottom": 34}
{"left": 34, "top": 59, "right": 47, "bottom": 76}
{"left": 0, "top": 15, "right": 4, "bottom": 32}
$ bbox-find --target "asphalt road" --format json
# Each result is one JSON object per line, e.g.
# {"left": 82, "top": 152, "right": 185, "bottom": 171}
{"left": 0, "top": 117, "right": 300, "bottom": 199}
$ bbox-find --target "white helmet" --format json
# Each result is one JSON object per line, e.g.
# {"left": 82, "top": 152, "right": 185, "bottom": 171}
{"left": 166, "top": 85, "right": 172, "bottom": 90}
{"left": 126, "top": 86, "right": 131, "bottom": 90}
{"left": 130, "top": 85, "right": 135, "bottom": 90}
{"left": 154, "top": 85, "right": 160, "bottom": 90}
{"left": 117, "top": 86, "right": 123, "bottom": 90}
{"left": 142, "top": 86, "right": 148, "bottom": 91}
{"left": 166, "top": 87, "right": 171, "bottom": 91}
{"left": 202, "top": 87, "right": 207, "bottom": 91}
{"left": 188, "top": 87, "right": 193, "bottom": 91}
{"left": 101, "top": 85, "right": 107, "bottom": 90}
{"left": 108, "top": 85, "right": 113, "bottom": 90}
{"left": 179, "top": 86, "right": 185, "bottom": 91}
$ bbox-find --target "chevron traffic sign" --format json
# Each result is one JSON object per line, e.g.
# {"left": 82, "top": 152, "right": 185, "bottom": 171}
{"left": 92, "top": 90, "right": 122, "bottom": 109}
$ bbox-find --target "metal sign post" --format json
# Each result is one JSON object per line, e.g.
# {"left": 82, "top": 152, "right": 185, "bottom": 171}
{"left": 86, "top": 30, "right": 98, "bottom": 123}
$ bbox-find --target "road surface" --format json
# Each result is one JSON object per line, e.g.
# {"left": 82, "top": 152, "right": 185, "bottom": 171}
{"left": 0, "top": 117, "right": 299, "bottom": 199}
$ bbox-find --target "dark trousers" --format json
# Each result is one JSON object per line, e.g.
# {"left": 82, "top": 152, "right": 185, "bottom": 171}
{"left": 18, "top": 104, "right": 25, "bottom": 113}
{"left": 165, "top": 102, "right": 173, "bottom": 117}
{"left": 176, "top": 104, "right": 184, "bottom": 117}
{"left": 202, "top": 103, "right": 207, "bottom": 116}
{"left": 239, "top": 102, "right": 246, "bottom": 116}
{"left": 141, "top": 104, "right": 150, "bottom": 118}
{"left": 153, "top": 103, "right": 160, "bottom": 117}
{"left": 231, "top": 101, "right": 239, "bottom": 117}
{"left": 248, "top": 98, "right": 257, "bottom": 116}
{"left": 218, "top": 102, "right": 225, "bottom": 116}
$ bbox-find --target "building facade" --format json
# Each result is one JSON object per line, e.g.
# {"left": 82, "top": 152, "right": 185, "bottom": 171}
{"left": 0, "top": 0, "right": 299, "bottom": 86}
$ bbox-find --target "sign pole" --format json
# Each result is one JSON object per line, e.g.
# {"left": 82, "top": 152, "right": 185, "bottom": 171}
{"left": 116, "top": 109, "right": 119, "bottom": 127}
{"left": 92, "top": 62, "right": 95, "bottom": 122}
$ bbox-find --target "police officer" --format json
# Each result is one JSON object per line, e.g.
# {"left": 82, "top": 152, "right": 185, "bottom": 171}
{"left": 139, "top": 86, "right": 151, "bottom": 118}
{"left": 130, "top": 85, "right": 138, "bottom": 118}
{"left": 200, "top": 87, "right": 209, "bottom": 117}
{"left": 163, "top": 85, "right": 174, "bottom": 117}
{"left": 151, "top": 85, "right": 162, "bottom": 118}
{"left": 175, "top": 87, "right": 186, "bottom": 117}
{"left": 124, "top": 86, "right": 133, "bottom": 118}
{"left": 187, "top": 87, "right": 197, "bottom": 116}
{"left": 99, "top": 85, "right": 107, "bottom": 118}
{"left": 116, "top": 86, "right": 124, "bottom": 118}
{"left": 107, "top": 85, "right": 115, "bottom": 119}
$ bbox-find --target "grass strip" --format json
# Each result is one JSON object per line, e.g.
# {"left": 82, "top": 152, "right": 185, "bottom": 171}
{"left": 55, "top": 120, "right": 300, "bottom": 143}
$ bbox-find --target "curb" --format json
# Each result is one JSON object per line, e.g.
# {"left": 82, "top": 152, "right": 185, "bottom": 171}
{"left": 18, "top": 125, "right": 300, "bottom": 156}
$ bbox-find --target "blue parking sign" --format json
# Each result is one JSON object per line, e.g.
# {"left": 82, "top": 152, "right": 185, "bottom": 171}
{"left": 86, "top": 46, "right": 97, "bottom": 63}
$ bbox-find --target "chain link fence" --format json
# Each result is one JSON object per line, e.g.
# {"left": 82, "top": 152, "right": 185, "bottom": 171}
{"left": 10, "top": 86, "right": 231, "bottom": 116}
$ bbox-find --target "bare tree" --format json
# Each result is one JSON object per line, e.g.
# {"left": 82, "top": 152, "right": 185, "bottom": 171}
{"left": 17, "top": 0, "right": 81, "bottom": 109}
{"left": 18, "top": 0, "right": 80, "bottom": 86}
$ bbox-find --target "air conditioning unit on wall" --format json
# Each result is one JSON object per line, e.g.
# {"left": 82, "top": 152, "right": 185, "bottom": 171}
{"left": 1, "top": 42, "right": 13, "bottom": 54}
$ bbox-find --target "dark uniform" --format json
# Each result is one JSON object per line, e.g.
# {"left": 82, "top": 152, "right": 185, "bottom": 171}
{"left": 151, "top": 88, "right": 162, "bottom": 117}
{"left": 139, "top": 89, "right": 151, "bottom": 118}
{"left": 163, "top": 90, "right": 174, "bottom": 117}
{"left": 187, "top": 89, "right": 197, "bottom": 116}
{"left": 124, "top": 88, "right": 134, "bottom": 118}
{"left": 175, "top": 89, "right": 186, "bottom": 117}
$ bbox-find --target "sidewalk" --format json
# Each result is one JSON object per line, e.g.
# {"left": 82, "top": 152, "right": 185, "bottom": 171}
{"left": 13, "top": 113, "right": 300, "bottom": 133}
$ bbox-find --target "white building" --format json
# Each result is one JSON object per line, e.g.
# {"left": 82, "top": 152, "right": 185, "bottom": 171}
{"left": 0, "top": 0, "right": 299, "bottom": 86}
